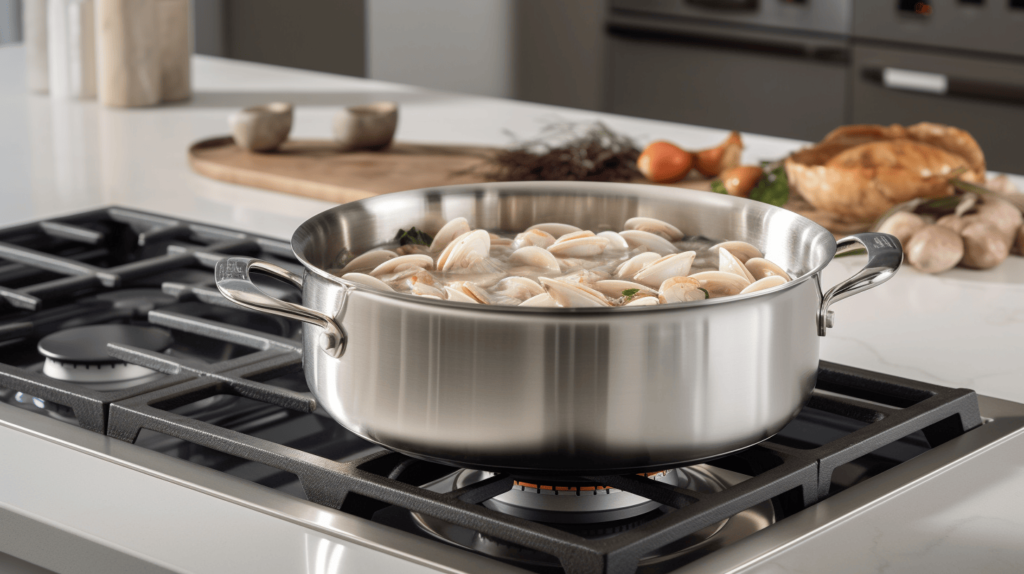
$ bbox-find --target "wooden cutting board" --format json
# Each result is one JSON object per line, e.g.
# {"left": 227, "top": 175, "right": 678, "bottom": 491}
{"left": 188, "top": 137, "right": 869, "bottom": 234}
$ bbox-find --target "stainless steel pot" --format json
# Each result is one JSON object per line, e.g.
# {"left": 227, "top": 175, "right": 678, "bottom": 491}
{"left": 215, "top": 182, "right": 902, "bottom": 474}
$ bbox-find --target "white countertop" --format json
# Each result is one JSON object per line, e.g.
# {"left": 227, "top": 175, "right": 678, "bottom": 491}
{"left": 2, "top": 44, "right": 1024, "bottom": 574}
{"left": 2, "top": 45, "right": 1021, "bottom": 405}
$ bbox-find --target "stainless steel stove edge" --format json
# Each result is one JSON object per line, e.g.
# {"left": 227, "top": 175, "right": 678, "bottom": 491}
{"left": 682, "top": 394, "right": 1024, "bottom": 574}
{"left": 1, "top": 394, "right": 1023, "bottom": 574}
{"left": 0, "top": 401, "right": 527, "bottom": 574}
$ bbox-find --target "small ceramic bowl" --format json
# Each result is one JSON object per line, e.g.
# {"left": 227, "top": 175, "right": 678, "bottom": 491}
{"left": 333, "top": 101, "right": 398, "bottom": 151}
{"left": 229, "top": 102, "right": 294, "bottom": 152}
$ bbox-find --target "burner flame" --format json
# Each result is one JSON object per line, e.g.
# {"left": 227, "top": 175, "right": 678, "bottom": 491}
{"left": 512, "top": 471, "right": 670, "bottom": 494}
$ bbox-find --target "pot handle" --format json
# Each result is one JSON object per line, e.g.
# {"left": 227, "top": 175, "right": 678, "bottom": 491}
{"left": 818, "top": 232, "right": 903, "bottom": 336}
{"left": 214, "top": 257, "right": 346, "bottom": 358}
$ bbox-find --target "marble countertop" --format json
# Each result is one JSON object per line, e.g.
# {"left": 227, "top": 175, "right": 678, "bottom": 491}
{"left": 2, "top": 44, "right": 1024, "bottom": 574}
{"left": 2, "top": 45, "right": 1020, "bottom": 406}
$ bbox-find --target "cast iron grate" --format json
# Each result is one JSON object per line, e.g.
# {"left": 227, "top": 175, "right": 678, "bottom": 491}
{"left": 0, "top": 208, "right": 986, "bottom": 574}
{"left": 0, "top": 207, "right": 296, "bottom": 311}
{"left": 0, "top": 208, "right": 300, "bottom": 433}
{"left": 106, "top": 313, "right": 982, "bottom": 574}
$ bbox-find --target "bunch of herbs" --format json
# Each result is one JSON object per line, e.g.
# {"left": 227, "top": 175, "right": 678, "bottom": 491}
{"left": 460, "top": 121, "right": 642, "bottom": 183}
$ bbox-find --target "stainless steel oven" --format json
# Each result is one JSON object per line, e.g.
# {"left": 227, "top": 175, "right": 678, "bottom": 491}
{"left": 606, "top": 0, "right": 1024, "bottom": 173}
{"left": 849, "top": 0, "right": 1024, "bottom": 173}
{"left": 605, "top": 0, "right": 853, "bottom": 142}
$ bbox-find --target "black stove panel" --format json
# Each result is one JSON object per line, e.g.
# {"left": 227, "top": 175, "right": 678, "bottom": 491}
{"left": 0, "top": 208, "right": 301, "bottom": 432}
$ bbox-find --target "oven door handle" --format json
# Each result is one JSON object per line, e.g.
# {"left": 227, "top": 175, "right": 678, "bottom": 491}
{"left": 879, "top": 67, "right": 948, "bottom": 95}
{"left": 606, "top": 23, "right": 848, "bottom": 62}
{"left": 685, "top": 0, "right": 758, "bottom": 9}
{"left": 863, "top": 67, "right": 1024, "bottom": 105}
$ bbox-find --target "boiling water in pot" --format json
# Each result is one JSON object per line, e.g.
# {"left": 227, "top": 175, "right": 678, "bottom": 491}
{"left": 329, "top": 217, "right": 792, "bottom": 308}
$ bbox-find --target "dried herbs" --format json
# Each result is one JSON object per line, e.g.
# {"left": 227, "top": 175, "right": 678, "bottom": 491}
{"left": 460, "top": 121, "right": 794, "bottom": 210}
{"left": 461, "top": 122, "right": 642, "bottom": 182}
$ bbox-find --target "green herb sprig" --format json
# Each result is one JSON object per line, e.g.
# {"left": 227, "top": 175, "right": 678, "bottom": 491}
{"left": 950, "top": 175, "right": 1024, "bottom": 212}
{"left": 709, "top": 166, "right": 789, "bottom": 207}
{"left": 871, "top": 171, "right": 1024, "bottom": 243}
{"left": 621, "top": 288, "right": 640, "bottom": 300}
{"left": 698, "top": 287, "right": 710, "bottom": 299}
{"left": 394, "top": 227, "right": 433, "bottom": 246}
{"left": 748, "top": 166, "right": 789, "bottom": 207}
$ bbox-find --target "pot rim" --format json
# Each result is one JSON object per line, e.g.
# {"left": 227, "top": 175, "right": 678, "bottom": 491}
{"left": 292, "top": 181, "right": 838, "bottom": 315}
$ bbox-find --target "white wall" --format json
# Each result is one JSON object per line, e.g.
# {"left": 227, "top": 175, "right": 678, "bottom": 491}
{"left": 366, "top": 0, "right": 515, "bottom": 98}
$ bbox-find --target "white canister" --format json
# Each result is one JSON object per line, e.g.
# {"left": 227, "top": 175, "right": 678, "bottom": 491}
{"left": 96, "top": 0, "right": 161, "bottom": 107}
{"left": 47, "top": 0, "right": 97, "bottom": 99}
{"left": 157, "top": 0, "right": 191, "bottom": 102}
{"left": 24, "top": 0, "right": 50, "bottom": 94}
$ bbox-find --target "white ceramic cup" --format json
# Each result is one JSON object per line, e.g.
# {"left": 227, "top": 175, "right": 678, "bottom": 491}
{"left": 229, "top": 102, "right": 294, "bottom": 152}
{"left": 332, "top": 102, "right": 398, "bottom": 151}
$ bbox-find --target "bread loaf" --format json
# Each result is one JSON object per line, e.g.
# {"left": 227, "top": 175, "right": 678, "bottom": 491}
{"left": 785, "top": 123, "right": 986, "bottom": 221}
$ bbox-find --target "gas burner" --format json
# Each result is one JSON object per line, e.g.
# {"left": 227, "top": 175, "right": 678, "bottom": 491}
{"left": 475, "top": 470, "right": 680, "bottom": 524}
{"left": 37, "top": 325, "right": 173, "bottom": 387}
{"left": 413, "top": 465, "right": 774, "bottom": 569}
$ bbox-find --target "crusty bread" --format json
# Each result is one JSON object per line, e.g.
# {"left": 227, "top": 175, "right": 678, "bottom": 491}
{"left": 785, "top": 123, "right": 986, "bottom": 221}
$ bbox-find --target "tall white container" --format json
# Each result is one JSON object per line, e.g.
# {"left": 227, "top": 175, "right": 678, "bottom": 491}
{"left": 157, "top": 0, "right": 191, "bottom": 102}
{"left": 96, "top": 0, "right": 161, "bottom": 107}
{"left": 24, "top": 0, "right": 50, "bottom": 94}
{"left": 47, "top": 0, "right": 97, "bottom": 100}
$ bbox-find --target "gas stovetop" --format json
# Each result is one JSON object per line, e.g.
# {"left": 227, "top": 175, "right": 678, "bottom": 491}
{"left": 0, "top": 207, "right": 1021, "bottom": 574}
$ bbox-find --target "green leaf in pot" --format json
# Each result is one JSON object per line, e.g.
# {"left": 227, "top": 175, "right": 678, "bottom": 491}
{"left": 621, "top": 288, "right": 640, "bottom": 300}
{"left": 394, "top": 227, "right": 433, "bottom": 246}
{"left": 710, "top": 180, "right": 728, "bottom": 195}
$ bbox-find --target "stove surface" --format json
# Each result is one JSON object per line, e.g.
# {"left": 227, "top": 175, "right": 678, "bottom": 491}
{"left": 0, "top": 207, "right": 1022, "bottom": 574}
